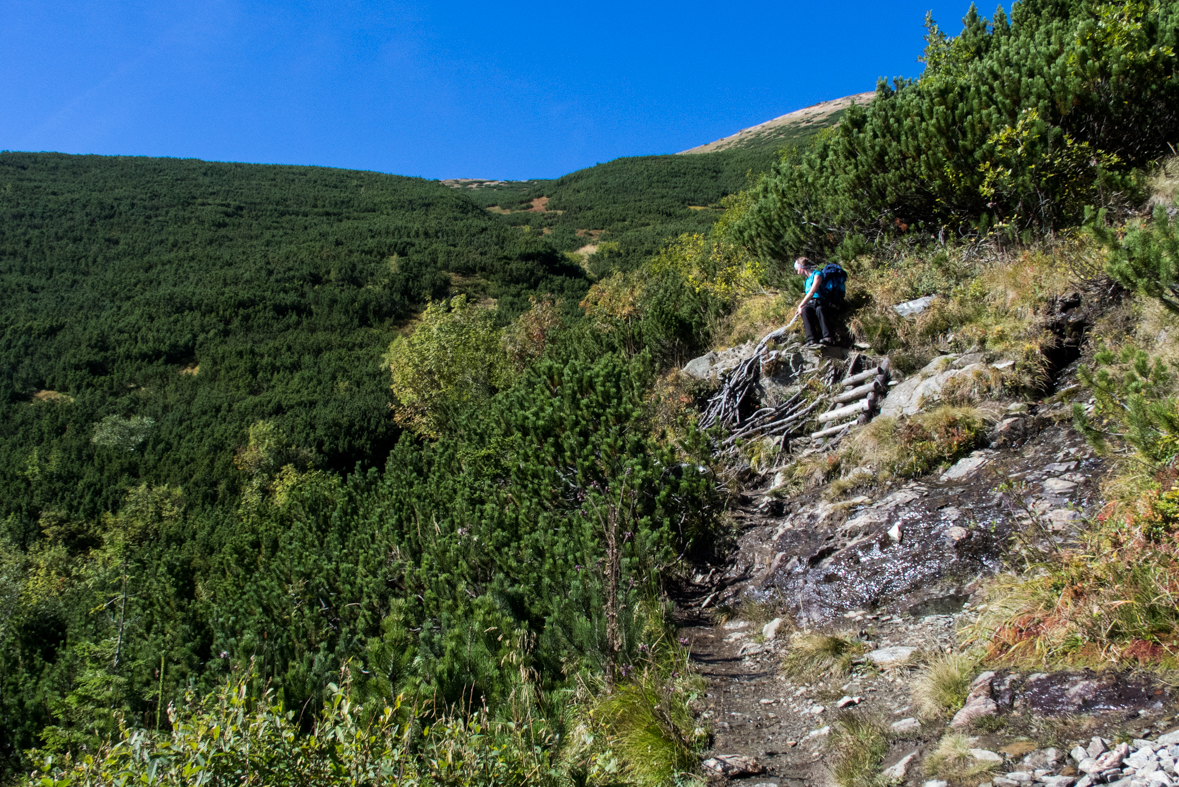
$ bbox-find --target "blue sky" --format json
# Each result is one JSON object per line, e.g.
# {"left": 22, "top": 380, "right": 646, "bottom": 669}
{"left": 1, "top": 0, "right": 994, "bottom": 181}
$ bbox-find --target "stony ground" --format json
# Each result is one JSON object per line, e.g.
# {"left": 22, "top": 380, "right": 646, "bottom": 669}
{"left": 677, "top": 373, "right": 1179, "bottom": 787}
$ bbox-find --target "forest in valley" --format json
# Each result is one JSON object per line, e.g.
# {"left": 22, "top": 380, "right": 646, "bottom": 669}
{"left": 2, "top": 0, "right": 1179, "bottom": 783}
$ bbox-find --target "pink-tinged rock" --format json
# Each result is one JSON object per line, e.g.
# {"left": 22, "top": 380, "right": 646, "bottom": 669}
{"left": 883, "top": 751, "right": 919, "bottom": 781}
{"left": 950, "top": 695, "right": 998, "bottom": 728}
{"left": 701, "top": 754, "right": 764, "bottom": 777}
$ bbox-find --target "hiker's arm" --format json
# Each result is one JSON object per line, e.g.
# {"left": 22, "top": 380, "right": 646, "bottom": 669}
{"left": 795, "top": 274, "right": 822, "bottom": 315}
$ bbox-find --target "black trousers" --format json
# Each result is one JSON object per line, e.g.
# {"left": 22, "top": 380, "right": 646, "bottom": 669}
{"left": 801, "top": 300, "right": 835, "bottom": 343}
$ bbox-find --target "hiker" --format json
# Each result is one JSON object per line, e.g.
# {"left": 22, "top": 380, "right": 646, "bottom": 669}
{"left": 792, "top": 257, "right": 845, "bottom": 346}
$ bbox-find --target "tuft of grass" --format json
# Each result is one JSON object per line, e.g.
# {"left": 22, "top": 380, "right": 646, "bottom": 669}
{"left": 1147, "top": 155, "right": 1179, "bottom": 209}
{"left": 970, "top": 713, "right": 1008, "bottom": 733}
{"left": 593, "top": 668, "right": 705, "bottom": 787}
{"left": 772, "top": 452, "right": 840, "bottom": 498}
{"left": 711, "top": 291, "right": 798, "bottom": 348}
{"left": 740, "top": 436, "right": 782, "bottom": 475}
{"left": 833, "top": 405, "right": 993, "bottom": 487}
{"left": 912, "top": 652, "right": 978, "bottom": 720}
{"left": 939, "top": 366, "right": 1008, "bottom": 407}
{"left": 781, "top": 632, "right": 868, "bottom": 682}
{"left": 843, "top": 242, "right": 1076, "bottom": 385}
{"left": 960, "top": 549, "right": 1179, "bottom": 668}
{"left": 828, "top": 713, "right": 892, "bottom": 787}
{"left": 924, "top": 732, "right": 1001, "bottom": 786}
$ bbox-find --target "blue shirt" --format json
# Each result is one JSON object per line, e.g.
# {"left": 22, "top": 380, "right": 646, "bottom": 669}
{"left": 804, "top": 270, "right": 823, "bottom": 303}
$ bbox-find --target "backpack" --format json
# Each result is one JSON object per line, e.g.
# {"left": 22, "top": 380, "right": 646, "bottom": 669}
{"left": 818, "top": 263, "right": 847, "bottom": 306}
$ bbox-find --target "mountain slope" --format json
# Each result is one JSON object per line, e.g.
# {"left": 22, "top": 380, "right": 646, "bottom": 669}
{"left": 0, "top": 152, "right": 588, "bottom": 519}
{"left": 678, "top": 91, "right": 875, "bottom": 155}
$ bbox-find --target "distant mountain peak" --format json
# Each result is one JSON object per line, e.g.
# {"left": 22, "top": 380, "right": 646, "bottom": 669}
{"left": 679, "top": 91, "right": 875, "bottom": 155}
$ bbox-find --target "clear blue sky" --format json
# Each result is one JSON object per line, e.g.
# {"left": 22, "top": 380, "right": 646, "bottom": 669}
{"left": 1, "top": 0, "right": 994, "bottom": 181}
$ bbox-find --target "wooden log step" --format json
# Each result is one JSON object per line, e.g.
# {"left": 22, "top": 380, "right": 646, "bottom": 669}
{"left": 841, "top": 366, "right": 881, "bottom": 387}
{"left": 811, "top": 418, "right": 859, "bottom": 439}
{"left": 833, "top": 377, "right": 884, "bottom": 404}
{"left": 817, "top": 398, "right": 870, "bottom": 423}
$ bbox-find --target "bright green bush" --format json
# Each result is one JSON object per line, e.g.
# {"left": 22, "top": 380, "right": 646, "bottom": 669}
{"left": 734, "top": 0, "right": 1177, "bottom": 264}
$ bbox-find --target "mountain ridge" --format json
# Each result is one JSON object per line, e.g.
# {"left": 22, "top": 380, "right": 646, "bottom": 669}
{"left": 678, "top": 90, "right": 875, "bottom": 155}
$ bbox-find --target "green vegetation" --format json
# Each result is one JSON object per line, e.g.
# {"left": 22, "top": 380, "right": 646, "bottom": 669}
{"left": 0, "top": 152, "right": 589, "bottom": 520}
{"left": 779, "top": 632, "right": 868, "bottom": 682}
{"left": 734, "top": 0, "right": 1178, "bottom": 265}
{"left": 6, "top": 0, "right": 1179, "bottom": 781}
{"left": 478, "top": 145, "right": 830, "bottom": 273}
{"left": 923, "top": 732, "right": 1000, "bottom": 786}
{"left": 827, "top": 713, "right": 892, "bottom": 787}
{"left": 912, "top": 652, "right": 977, "bottom": 720}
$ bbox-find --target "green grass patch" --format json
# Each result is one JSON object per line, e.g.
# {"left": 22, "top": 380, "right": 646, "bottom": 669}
{"left": 912, "top": 652, "right": 978, "bottom": 720}
{"left": 780, "top": 632, "right": 868, "bottom": 682}
{"left": 924, "top": 732, "right": 1001, "bottom": 786}
{"left": 828, "top": 713, "right": 892, "bottom": 787}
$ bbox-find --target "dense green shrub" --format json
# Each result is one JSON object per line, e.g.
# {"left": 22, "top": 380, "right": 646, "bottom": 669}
{"left": 734, "top": 0, "right": 1178, "bottom": 266}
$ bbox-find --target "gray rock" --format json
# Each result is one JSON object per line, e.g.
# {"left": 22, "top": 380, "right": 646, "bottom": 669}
{"left": 952, "top": 672, "right": 1000, "bottom": 728}
{"left": 1042, "top": 777, "right": 1077, "bottom": 787}
{"left": 1090, "top": 739, "right": 1110, "bottom": 759}
{"left": 1003, "top": 773, "right": 1032, "bottom": 784}
{"left": 878, "top": 356, "right": 958, "bottom": 418}
{"left": 1094, "top": 744, "right": 1132, "bottom": 774}
{"left": 894, "top": 295, "right": 937, "bottom": 317}
{"left": 969, "top": 670, "right": 997, "bottom": 689}
{"left": 1159, "top": 730, "right": 1179, "bottom": 747}
{"left": 970, "top": 749, "right": 1004, "bottom": 763}
{"left": 953, "top": 703, "right": 1002, "bottom": 731}
{"left": 1043, "top": 477, "right": 1078, "bottom": 495}
{"left": 923, "top": 781, "right": 950, "bottom": 787}
{"left": 883, "top": 751, "right": 919, "bottom": 782}
{"left": 891, "top": 717, "right": 921, "bottom": 733}
{"left": 1022, "top": 748, "right": 1061, "bottom": 770}
{"left": 944, "top": 525, "right": 970, "bottom": 545}
{"left": 1046, "top": 508, "right": 1082, "bottom": 528}
{"left": 738, "top": 641, "right": 769, "bottom": 656}
{"left": 992, "top": 779, "right": 1020, "bottom": 787}
{"left": 992, "top": 417, "right": 1027, "bottom": 447}
{"left": 702, "top": 754, "right": 764, "bottom": 777}
{"left": 762, "top": 617, "right": 785, "bottom": 641}
{"left": 683, "top": 352, "right": 718, "bottom": 379}
{"left": 866, "top": 646, "right": 918, "bottom": 669}
{"left": 1043, "top": 461, "right": 1078, "bottom": 473}
{"left": 805, "top": 725, "right": 830, "bottom": 739}
{"left": 1074, "top": 747, "right": 1092, "bottom": 763}
{"left": 941, "top": 451, "right": 993, "bottom": 481}
{"left": 1079, "top": 758, "right": 1100, "bottom": 774}
{"left": 836, "top": 695, "right": 862, "bottom": 708}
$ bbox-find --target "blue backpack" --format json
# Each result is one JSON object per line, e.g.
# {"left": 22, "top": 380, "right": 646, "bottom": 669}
{"left": 818, "top": 263, "right": 847, "bottom": 306}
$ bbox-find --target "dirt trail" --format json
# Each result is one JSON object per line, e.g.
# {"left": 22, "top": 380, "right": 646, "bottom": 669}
{"left": 674, "top": 402, "right": 1167, "bottom": 786}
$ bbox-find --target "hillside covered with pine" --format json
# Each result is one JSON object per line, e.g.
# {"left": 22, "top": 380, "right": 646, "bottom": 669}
{"left": 3, "top": 0, "right": 1179, "bottom": 784}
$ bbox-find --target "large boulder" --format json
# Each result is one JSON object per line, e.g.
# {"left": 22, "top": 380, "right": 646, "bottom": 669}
{"left": 879, "top": 354, "right": 1008, "bottom": 418}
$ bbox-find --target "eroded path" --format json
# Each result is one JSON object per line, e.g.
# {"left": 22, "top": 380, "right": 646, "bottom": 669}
{"left": 678, "top": 407, "right": 1132, "bottom": 786}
